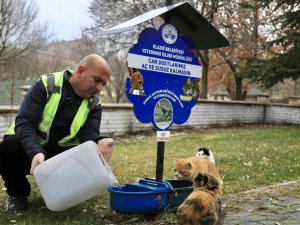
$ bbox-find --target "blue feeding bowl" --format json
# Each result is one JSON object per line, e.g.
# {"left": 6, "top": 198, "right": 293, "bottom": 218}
{"left": 109, "top": 179, "right": 169, "bottom": 214}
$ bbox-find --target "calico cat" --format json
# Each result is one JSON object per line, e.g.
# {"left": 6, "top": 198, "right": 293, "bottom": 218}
{"left": 174, "top": 156, "right": 221, "bottom": 184}
{"left": 176, "top": 173, "right": 222, "bottom": 225}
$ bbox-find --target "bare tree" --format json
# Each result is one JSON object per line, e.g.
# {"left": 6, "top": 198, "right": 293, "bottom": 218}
{"left": 86, "top": 0, "right": 165, "bottom": 55}
{"left": 0, "top": 0, "right": 48, "bottom": 79}
{"left": 101, "top": 54, "right": 128, "bottom": 103}
{"left": 186, "top": 0, "right": 229, "bottom": 99}
{"left": 68, "top": 36, "right": 97, "bottom": 61}
{"left": 214, "top": 0, "right": 267, "bottom": 100}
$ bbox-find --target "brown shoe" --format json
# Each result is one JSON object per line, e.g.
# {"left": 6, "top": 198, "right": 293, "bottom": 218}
{"left": 6, "top": 196, "right": 29, "bottom": 212}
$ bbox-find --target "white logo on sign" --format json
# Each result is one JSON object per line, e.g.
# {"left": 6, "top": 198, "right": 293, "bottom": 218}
{"left": 162, "top": 24, "right": 178, "bottom": 44}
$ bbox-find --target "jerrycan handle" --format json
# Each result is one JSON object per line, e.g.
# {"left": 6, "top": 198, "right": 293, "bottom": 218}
{"left": 98, "top": 152, "right": 119, "bottom": 186}
{"left": 98, "top": 153, "right": 106, "bottom": 166}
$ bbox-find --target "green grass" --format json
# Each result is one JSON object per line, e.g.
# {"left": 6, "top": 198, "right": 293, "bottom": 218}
{"left": 0, "top": 125, "right": 299, "bottom": 224}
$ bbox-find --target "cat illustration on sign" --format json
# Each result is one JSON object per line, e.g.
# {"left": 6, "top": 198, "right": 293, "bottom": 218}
{"left": 180, "top": 78, "right": 199, "bottom": 101}
{"left": 128, "top": 67, "right": 146, "bottom": 96}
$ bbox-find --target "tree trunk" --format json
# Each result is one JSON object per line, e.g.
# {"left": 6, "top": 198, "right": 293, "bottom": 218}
{"left": 200, "top": 49, "right": 209, "bottom": 99}
{"left": 295, "top": 79, "right": 300, "bottom": 96}
{"left": 235, "top": 76, "right": 243, "bottom": 100}
{"left": 200, "top": 66, "right": 208, "bottom": 99}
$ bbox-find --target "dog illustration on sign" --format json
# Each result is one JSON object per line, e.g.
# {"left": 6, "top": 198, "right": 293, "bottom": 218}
{"left": 128, "top": 67, "right": 146, "bottom": 96}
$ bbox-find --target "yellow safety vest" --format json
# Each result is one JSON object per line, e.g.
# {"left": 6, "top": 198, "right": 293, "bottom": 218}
{"left": 5, "top": 70, "right": 101, "bottom": 147}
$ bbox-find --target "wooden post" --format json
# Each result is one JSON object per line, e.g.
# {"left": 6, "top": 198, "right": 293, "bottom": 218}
{"left": 156, "top": 141, "right": 165, "bottom": 182}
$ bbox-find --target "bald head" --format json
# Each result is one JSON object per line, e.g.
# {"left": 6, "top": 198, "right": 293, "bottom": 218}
{"left": 70, "top": 54, "right": 110, "bottom": 98}
{"left": 75, "top": 54, "right": 110, "bottom": 73}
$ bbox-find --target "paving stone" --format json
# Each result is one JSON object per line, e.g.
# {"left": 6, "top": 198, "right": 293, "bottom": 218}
{"left": 220, "top": 181, "right": 300, "bottom": 225}
{"left": 247, "top": 214, "right": 268, "bottom": 222}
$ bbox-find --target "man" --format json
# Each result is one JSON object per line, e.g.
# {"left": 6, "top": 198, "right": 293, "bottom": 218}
{"left": 0, "top": 54, "right": 114, "bottom": 212}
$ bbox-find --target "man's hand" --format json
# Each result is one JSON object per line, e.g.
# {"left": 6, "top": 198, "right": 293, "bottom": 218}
{"left": 98, "top": 138, "right": 114, "bottom": 162}
{"left": 30, "top": 153, "right": 45, "bottom": 174}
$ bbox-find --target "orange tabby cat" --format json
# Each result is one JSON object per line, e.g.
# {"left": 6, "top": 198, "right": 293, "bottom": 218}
{"left": 176, "top": 173, "right": 222, "bottom": 225}
{"left": 174, "top": 156, "right": 222, "bottom": 184}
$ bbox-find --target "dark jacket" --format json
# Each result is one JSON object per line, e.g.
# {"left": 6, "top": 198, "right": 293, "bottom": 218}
{"left": 14, "top": 70, "right": 103, "bottom": 161}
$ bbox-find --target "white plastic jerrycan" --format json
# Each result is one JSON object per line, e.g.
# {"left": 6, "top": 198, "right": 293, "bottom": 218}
{"left": 33, "top": 141, "right": 118, "bottom": 211}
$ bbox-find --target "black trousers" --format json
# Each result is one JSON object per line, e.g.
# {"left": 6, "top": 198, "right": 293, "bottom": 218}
{"left": 0, "top": 135, "right": 31, "bottom": 197}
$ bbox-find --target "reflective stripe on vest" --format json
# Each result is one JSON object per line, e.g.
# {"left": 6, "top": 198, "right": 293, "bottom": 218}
{"left": 5, "top": 122, "right": 16, "bottom": 136}
{"left": 5, "top": 70, "right": 101, "bottom": 147}
{"left": 38, "top": 72, "right": 64, "bottom": 145}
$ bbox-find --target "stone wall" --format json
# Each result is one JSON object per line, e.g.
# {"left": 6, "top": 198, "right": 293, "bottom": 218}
{"left": 0, "top": 100, "right": 299, "bottom": 139}
{"left": 0, "top": 106, "right": 19, "bottom": 139}
{"left": 265, "top": 104, "right": 300, "bottom": 124}
{"left": 185, "top": 101, "right": 265, "bottom": 128}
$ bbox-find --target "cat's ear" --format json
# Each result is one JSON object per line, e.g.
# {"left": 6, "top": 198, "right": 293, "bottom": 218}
{"left": 203, "top": 148, "right": 210, "bottom": 155}
{"left": 208, "top": 176, "right": 220, "bottom": 190}
{"left": 195, "top": 173, "right": 204, "bottom": 184}
{"left": 205, "top": 174, "right": 219, "bottom": 190}
{"left": 185, "top": 162, "right": 192, "bottom": 169}
{"left": 198, "top": 147, "right": 209, "bottom": 155}
{"left": 203, "top": 174, "right": 209, "bottom": 185}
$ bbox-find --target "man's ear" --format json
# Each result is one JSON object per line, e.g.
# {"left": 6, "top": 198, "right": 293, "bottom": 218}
{"left": 77, "top": 65, "right": 85, "bottom": 76}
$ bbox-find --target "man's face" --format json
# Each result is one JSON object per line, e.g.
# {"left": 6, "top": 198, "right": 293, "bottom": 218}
{"left": 77, "top": 63, "right": 110, "bottom": 98}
